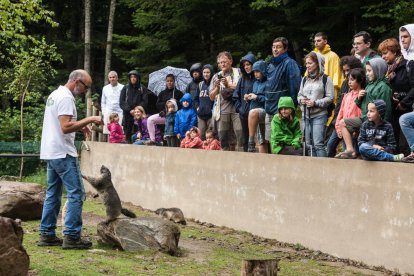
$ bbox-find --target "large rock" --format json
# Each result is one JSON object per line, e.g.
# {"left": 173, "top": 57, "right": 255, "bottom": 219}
{"left": 97, "top": 217, "right": 181, "bottom": 255}
{"left": 0, "top": 181, "right": 45, "bottom": 220}
{"left": 0, "top": 216, "right": 30, "bottom": 276}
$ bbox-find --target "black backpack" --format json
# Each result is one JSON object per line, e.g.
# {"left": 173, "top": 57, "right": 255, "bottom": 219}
{"left": 301, "top": 74, "right": 334, "bottom": 116}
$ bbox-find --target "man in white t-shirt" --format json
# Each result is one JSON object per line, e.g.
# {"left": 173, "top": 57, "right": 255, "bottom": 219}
{"left": 101, "top": 71, "right": 124, "bottom": 137}
{"left": 38, "top": 69, "right": 102, "bottom": 249}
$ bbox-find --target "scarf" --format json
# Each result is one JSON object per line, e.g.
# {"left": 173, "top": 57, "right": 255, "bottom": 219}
{"left": 386, "top": 55, "right": 403, "bottom": 81}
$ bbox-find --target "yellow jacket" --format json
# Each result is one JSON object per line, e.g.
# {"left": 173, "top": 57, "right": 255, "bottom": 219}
{"left": 313, "top": 44, "right": 343, "bottom": 103}
{"left": 313, "top": 44, "right": 343, "bottom": 126}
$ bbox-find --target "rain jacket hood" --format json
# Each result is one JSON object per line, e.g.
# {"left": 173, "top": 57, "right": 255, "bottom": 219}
{"left": 127, "top": 70, "right": 141, "bottom": 87}
{"left": 399, "top": 24, "right": 414, "bottom": 61}
{"left": 240, "top": 53, "right": 256, "bottom": 76}
{"left": 313, "top": 51, "right": 325, "bottom": 75}
{"left": 278, "top": 96, "right": 295, "bottom": 110}
{"left": 315, "top": 44, "right": 332, "bottom": 55}
{"left": 190, "top": 63, "right": 203, "bottom": 82}
{"left": 166, "top": 99, "right": 178, "bottom": 112}
{"left": 367, "top": 57, "right": 387, "bottom": 82}
{"left": 180, "top": 93, "right": 193, "bottom": 109}
{"left": 253, "top": 60, "right": 267, "bottom": 80}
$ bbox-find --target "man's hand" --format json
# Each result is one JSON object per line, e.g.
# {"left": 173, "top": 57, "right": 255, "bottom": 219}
{"left": 373, "top": 144, "right": 384, "bottom": 151}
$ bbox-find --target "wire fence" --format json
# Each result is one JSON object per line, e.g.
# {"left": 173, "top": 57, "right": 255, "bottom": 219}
{"left": 0, "top": 142, "right": 82, "bottom": 176}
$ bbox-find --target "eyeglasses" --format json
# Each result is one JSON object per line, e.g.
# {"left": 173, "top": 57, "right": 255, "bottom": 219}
{"left": 352, "top": 42, "right": 364, "bottom": 47}
{"left": 77, "top": 79, "right": 90, "bottom": 89}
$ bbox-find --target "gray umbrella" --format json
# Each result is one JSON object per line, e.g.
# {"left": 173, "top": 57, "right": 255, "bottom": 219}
{"left": 148, "top": 66, "right": 192, "bottom": 95}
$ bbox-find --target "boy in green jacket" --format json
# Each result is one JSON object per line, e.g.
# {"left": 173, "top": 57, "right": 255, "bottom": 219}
{"left": 270, "top": 96, "right": 302, "bottom": 155}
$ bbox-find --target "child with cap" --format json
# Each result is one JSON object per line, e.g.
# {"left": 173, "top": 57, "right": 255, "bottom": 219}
{"left": 358, "top": 99, "right": 403, "bottom": 161}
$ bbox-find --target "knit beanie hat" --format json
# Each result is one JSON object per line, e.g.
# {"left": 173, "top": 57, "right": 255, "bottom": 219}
{"left": 372, "top": 99, "right": 386, "bottom": 120}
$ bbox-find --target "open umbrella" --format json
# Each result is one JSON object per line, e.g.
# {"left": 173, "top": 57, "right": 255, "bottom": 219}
{"left": 148, "top": 66, "right": 192, "bottom": 95}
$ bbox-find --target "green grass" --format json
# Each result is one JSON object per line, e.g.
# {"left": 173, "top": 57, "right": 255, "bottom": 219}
{"left": 21, "top": 169, "right": 378, "bottom": 275}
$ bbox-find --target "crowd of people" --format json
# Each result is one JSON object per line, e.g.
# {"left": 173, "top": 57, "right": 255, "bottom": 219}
{"left": 36, "top": 24, "right": 414, "bottom": 250}
{"left": 101, "top": 24, "right": 414, "bottom": 162}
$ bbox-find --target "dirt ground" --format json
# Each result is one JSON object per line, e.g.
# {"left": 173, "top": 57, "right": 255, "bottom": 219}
{"left": 75, "top": 201, "right": 402, "bottom": 276}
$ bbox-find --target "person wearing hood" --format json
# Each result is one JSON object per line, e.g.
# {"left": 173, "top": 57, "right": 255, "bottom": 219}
{"left": 398, "top": 23, "right": 414, "bottom": 162}
{"left": 270, "top": 96, "right": 302, "bottom": 155}
{"left": 174, "top": 93, "right": 197, "bottom": 140}
{"left": 119, "top": 70, "right": 149, "bottom": 143}
{"left": 233, "top": 53, "right": 256, "bottom": 151}
{"left": 146, "top": 74, "right": 184, "bottom": 145}
{"left": 378, "top": 37, "right": 414, "bottom": 156}
{"left": 358, "top": 99, "right": 403, "bottom": 162}
{"left": 313, "top": 32, "right": 343, "bottom": 127}
{"left": 246, "top": 60, "right": 267, "bottom": 153}
{"left": 164, "top": 99, "right": 179, "bottom": 147}
{"left": 399, "top": 24, "right": 414, "bottom": 61}
{"left": 298, "top": 51, "right": 334, "bottom": 157}
{"left": 185, "top": 63, "right": 203, "bottom": 108}
{"left": 337, "top": 57, "right": 392, "bottom": 158}
{"left": 265, "top": 37, "right": 301, "bottom": 150}
{"left": 195, "top": 64, "right": 214, "bottom": 140}
{"left": 180, "top": 126, "right": 203, "bottom": 149}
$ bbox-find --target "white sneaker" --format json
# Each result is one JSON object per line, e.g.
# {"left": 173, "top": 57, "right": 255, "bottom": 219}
{"left": 393, "top": 153, "right": 404, "bottom": 161}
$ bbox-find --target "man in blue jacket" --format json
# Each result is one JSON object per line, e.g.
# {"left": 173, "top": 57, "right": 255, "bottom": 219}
{"left": 265, "top": 37, "right": 301, "bottom": 145}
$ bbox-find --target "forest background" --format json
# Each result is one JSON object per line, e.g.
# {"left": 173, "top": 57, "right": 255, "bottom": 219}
{"left": 0, "top": 0, "right": 413, "bottom": 172}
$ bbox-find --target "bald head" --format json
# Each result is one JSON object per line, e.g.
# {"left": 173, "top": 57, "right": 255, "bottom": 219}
{"left": 66, "top": 69, "right": 92, "bottom": 96}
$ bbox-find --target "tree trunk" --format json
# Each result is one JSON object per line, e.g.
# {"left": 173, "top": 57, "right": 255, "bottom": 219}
{"left": 241, "top": 259, "right": 279, "bottom": 276}
{"left": 84, "top": 0, "right": 94, "bottom": 140}
{"left": 104, "top": 0, "right": 117, "bottom": 86}
{"left": 19, "top": 77, "right": 31, "bottom": 179}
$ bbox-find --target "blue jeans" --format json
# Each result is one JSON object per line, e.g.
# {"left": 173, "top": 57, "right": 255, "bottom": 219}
{"left": 359, "top": 143, "right": 394, "bottom": 161}
{"left": 303, "top": 114, "right": 327, "bottom": 157}
{"left": 399, "top": 112, "right": 414, "bottom": 151}
{"left": 40, "top": 155, "right": 85, "bottom": 238}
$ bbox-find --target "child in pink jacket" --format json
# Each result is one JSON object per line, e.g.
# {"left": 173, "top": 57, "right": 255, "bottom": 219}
{"left": 202, "top": 130, "right": 221, "bottom": 150}
{"left": 107, "top": 113, "right": 125, "bottom": 143}
{"left": 180, "top": 127, "right": 203, "bottom": 149}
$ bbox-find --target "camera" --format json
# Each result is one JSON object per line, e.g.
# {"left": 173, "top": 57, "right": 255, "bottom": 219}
{"left": 217, "top": 72, "right": 224, "bottom": 79}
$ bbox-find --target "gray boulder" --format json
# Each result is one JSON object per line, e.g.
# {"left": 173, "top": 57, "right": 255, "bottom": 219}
{"left": 0, "top": 216, "right": 30, "bottom": 276}
{"left": 0, "top": 181, "right": 45, "bottom": 220}
{"left": 97, "top": 217, "right": 181, "bottom": 255}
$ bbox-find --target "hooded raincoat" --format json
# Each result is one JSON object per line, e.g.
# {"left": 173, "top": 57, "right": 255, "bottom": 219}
{"left": 355, "top": 58, "right": 392, "bottom": 122}
{"left": 270, "top": 97, "right": 301, "bottom": 154}
{"left": 399, "top": 24, "right": 414, "bottom": 61}
{"left": 174, "top": 93, "right": 198, "bottom": 138}
{"left": 233, "top": 53, "right": 256, "bottom": 117}
{"left": 265, "top": 52, "right": 301, "bottom": 115}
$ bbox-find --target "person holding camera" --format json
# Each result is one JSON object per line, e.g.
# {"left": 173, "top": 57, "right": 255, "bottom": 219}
{"left": 209, "top": 51, "right": 243, "bottom": 151}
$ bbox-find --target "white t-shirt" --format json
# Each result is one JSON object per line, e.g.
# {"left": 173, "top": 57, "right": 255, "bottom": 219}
{"left": 40, "top": 85, "right": 78, "bottom": 160}
{"left": 101, "top": 83, "right": 124, "bottom": 114}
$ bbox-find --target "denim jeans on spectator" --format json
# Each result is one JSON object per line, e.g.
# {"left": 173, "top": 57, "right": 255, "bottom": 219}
{"left": 40, "top": 155, "right": 84, "bottom": 239}
{"left": 399, "top": 112, "right": 414, "bottom": 152}
{"left": 359, "top": 143, "right": 394, "bottom": 161}
{"left": 303, "top": 114, "right": 327, "bottom": 157}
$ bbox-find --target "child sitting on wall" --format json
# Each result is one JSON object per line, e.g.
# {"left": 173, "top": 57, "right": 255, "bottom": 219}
{"left": 202, "top": 129, "right": 221, "bottom": 150}
{"left": 132, "top": 106, "right": 162, "bottom": 145}
{"left": 270, "top": 96, "right": 302, "bottom": 155}
{"left": 358, "top": 99, "right": 403, "bottom": 161}
{"left": 181, "top": 127, "right": 203, "bottom": 149}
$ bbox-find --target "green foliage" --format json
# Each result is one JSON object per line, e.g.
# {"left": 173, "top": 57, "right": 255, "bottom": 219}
{"left": 361, "top": 0, "right": 414, "bottom": 39}
{"left": 250, "top": 0, "right": 282, "bottom": 10}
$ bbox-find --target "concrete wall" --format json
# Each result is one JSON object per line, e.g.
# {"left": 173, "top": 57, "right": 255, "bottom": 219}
{"left": 80, "top": 142, "right": 414, "bottom": 273}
